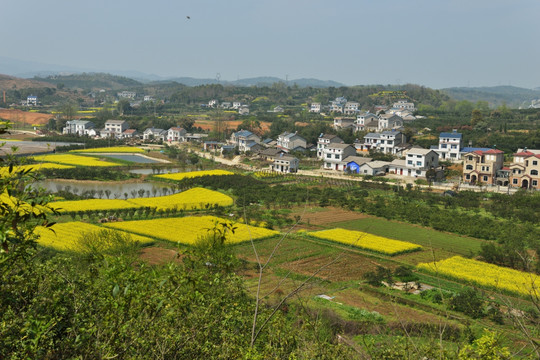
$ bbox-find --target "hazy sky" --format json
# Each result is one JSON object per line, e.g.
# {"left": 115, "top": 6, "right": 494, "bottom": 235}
{"left": 2, "top": 0, "right": 540, "bottom": 88}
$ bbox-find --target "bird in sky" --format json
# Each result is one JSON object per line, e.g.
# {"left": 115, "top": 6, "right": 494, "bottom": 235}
{"left": 186, "top": 16, "right": 191, "bottom": 19}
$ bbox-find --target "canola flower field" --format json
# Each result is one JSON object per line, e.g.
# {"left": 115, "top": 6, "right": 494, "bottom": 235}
{"left": 71, "top": 146, "right": 145, "bottom": 153}
{"left": 105, "top": 215, "right": 279, "bottom": 245}
{"left": 417, "top": 256, "right": 540, "bottom": 298}
{"left": 33, "top": 154, "right": 120, "bottom": 167}
{"left": 50, "top": 187, "right": 233, "bottom": 213}
{"left": 309, "top": 228, "right": 422, "bottom": 256}
{"left": 0, "top": 163, "right": 74, "bottom": 177}
{"left": 36, "top": 221, "right": 154, "bottom": 251}
{"left": 155, "top": 169, "right": 234, "bottom": 181}
{"left": 128, "top": 187, "right": 233, "bottom": 210}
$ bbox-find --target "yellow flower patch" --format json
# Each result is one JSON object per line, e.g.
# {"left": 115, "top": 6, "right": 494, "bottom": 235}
{"left": 155, "top": 169, "right": 234, "bottom": 181}
{"left": 33, "top": 154, "right": 120, "bottom": 167}
{"left": 105, "top": 215, "right": 279, "bottom": 245}
{"left": 309, "top": 228, "right": 422, "bottom": 255}
{"left": 127, "top": 187, "right": 233, "bottom": 210}
{"left": 71, "top": 146, "right": 145, "bottom": 153}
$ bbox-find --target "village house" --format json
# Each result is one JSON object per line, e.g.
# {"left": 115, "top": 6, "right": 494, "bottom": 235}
{"left": 392, "top": 100, "right": 416, "bottom": 111}
{"left": 272, "top": 154, "right": 299, "bottom": 173}
{"left": 208, "top": 99, "right": 219, "bottom": 108}
{"left": 322, "top": 143, "right": 357, "bottom": 171}
{"left": 63, "top": 120, "right": 95, "bottom": 136}
{"left": 309, "top": 103, "right": 321, "bottom": 113}
{"left": 143, "top": 127, "right": 167, "bottom": 141}
{"left": 167, "top": 127, "right": 187, "bottom": 142}
{"left": 258, "top": 147, "right": 285, "bottom": 162}
{"left": 378, "top": 113, "right": 404, "bottom": 131}
{"left": 277, "top": 132, "right": 307, "bottom": 152}
{"left": 121, "top": 129, "right": 139, "bottom": 139}
{"left": 143, "top": 95, "right": 154, "bottom": 101}
{"left": 333, "top": 117, "right": 355, "bottom": 130}
{"left": 403, "top": 148, "right": 440, "bottom": 177}
{"left": 343, "top": 102, "right": 359, "bottom": 115}
{"left": 238, "top": 105, "right": 250, "bottom": 115}
{"left": 344, "top": 156, "right": 373, "bottom": 174}
{"left": 232, "top": 102, "right": 242, "bottom": 110}
{"left": 230, "top": 130, "right": 261, "bottom": 153}
{"left": 117, "top": 91, "right": 136, "bottom": 99}
{"left": 508, "top": 149, "right": 540, "bottom": 189}
{"left": 357, "top": 161, "right": 391, "bottom": 176}
{"left": 462, "top": 148, "right": 504, "bottom": 185}
{"left": 105, "top": 120, "right": 129, "bottom": 137}
{"left": 317, "top": 134, "right": 343, "bottom": 160}
{"left": 354, "top": 112, "right": 378, "bottom": 132}
{"left": 434, "top": 130, "right": 462, "bottom": 161}
{"left": 356, "top": 131, "right": 406, "bottom": 154}
{"left": 220, "top": 102, "right": 231, "bottom": 109}
{"left": 26, "top": 95, "right": 38, "bottom": 106}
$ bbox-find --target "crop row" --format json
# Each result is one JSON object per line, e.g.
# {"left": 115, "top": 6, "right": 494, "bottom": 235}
{"left": 105, "top": 215, "right": 279, "bottom": 245}
{"left": 50, "top": 187, "right": 233, "bottom": 213}
{"left": 155, "top": 169, "right": 234, "bottom": 181}
{"left": 36, "top": 221, "right": 153, "bottom": 251}
{"left": 0, "top": 163, "right": 74, "bottom": 177}
{"left": 308, "top": 228, "right": 422, "bottom": 256}
{"left": 71, "top": 146, "right": 145, "bottom": 153}
{"left": 32, "top": 154, "right": 120, "bottom": 167}
{"left": 417, "top": 256, "right": 540, "bottom": 298}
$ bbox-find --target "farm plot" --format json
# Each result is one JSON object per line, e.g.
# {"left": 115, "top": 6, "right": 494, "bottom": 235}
{"left": 155, "top": 169, "right": 234, "bottom": 181}
{"left": 309, "top": 228, "right": 422, "bottom": 256}
{"left": 36, "top": 221, "right": 154, "bottom": 251}
{"left": 418, "top": 256, "right": 540, "bottom": 298}
{"left": 50, "top": 188, "right": 233, "bottom": 213}
{"left": 128, "top": 187, "right": 233, "bottom": 210}
{"left": 105, "top": 215, "right": 279, "bottom": 245}
{"left": 33, "top": 154, "right": 120, "bottom": 167}
{"left": 0, "top": 163, "right": 74, "bottom": 176}
{"left": 71, "top": 146, "right": 144, "bottom": 153}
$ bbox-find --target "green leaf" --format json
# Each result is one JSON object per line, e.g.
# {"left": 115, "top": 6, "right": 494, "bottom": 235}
{"left": 112, "top": 284, "right": 120, "bottom": 298}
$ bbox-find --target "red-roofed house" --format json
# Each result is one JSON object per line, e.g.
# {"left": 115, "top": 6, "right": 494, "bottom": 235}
{"left": 462, "top": 148, "right": 504, "bottom": 185}
{"left": 508, "top": 149, "right": 540, "bottom": 189}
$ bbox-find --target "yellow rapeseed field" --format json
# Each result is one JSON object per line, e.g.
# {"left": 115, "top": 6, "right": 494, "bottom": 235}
{"left": 50, "top": 188, "right": 233, "bottom": 213}
{"left": 33, "top": 154, "right": 120, "bottom": 167}
{"left": 155, "top": 169, "right": 234, "bottom": 181}
{"left": 0, "top": 163, "right": 74, "bottom": 177}
{"left": 128, "top": 187, "right": 233, "bottom": 210}
{"left": 105, "top": 215, "right": 279, "bottom": 245}
{"left": 417, "top": 256, "right": 540, "bottom": 298}
{"left": 71, "top": 146, "right": 145, "bottom": 153}
{"left": 35, "top": 221, "right": 153, "bottom": 251}
{"left": 309, "top": 228, "right": 422, "bottom": 255}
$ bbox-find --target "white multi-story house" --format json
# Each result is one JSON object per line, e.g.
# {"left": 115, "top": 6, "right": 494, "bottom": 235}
{"left": 404, "top": 148, "right": 439, "bottom": 177}
{"left": 392, "top": 100, "right": 416, "bottom": 111}
{"left": 118, "top": 91, "right": 136, "bottom": 99}
{"left": 317, "top": 134, "right": 343, "bottom": 159}
{"left": 167, "top": 127, "right": 187, "bottom": 142}
{"left": 277, "top": 132, "right": 307, "bottom": 152}
{"left": 63, "top": 120, "right": 95, "bottom": 136}
{"left": 232, "top": 102, "right": 242, "bottom": 110}
{"left": 329, "top": 97, "right": 347, "bottom": 113}
{"left": 143, "top": 127, "right": 167, "bottom": 141}
{"left": 309, "top": 103, "right": 321, "bottom": 113}
{"left": 356, "top": 131, "right": 406, "bottom": 154}
{"left": 143, "top": 95, "right": 154, "bottom": 101}
{"left": 238, "top": 105, "right": 250, "bottom": 115}
{"left": 208, "top": 99, "right": 218, "bottom": 108}
{"left": 220, "top": 102, "right": 231, "bottom": 109}
{"left": 435, "top": 130, "right": 462, "bottom": 161}
{"left": 272, "top": 154, "right": 299, "bottom": 173}
{"left": 230, "top": 130, "right": 261, "bottom": 153}
{"left": 378, "top": 114, "right": 403, "bottom": 131}
{"left": 26, "top": 95, "right": 38, "bottom": 106}
{"left": 354, "top": 112, "right": 378, "bottom": 132}
{"left": 105, "top": 120, "right": 129, "bottom": 137}
{"left": 322, "top": 143, "right": 357, "bottom": 171}
{"left": 343, "top": 102, "right": 359, "bottom": 115}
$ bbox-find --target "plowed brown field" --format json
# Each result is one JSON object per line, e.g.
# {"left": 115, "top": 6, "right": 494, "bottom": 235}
{"left": 0, "top": 109, "right": 52, "bottom": 125}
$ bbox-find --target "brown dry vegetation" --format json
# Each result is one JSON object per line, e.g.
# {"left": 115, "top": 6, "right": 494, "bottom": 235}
{"left": 0, "top": 109, "right": 53, "bottom": 125}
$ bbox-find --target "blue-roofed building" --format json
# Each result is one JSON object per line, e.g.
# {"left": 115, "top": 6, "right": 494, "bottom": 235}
{"left": 230, "top": 129, "right": 261, "bottom": 153}
{"left": 436, "top": 130, "right": 463, "bottom": 162}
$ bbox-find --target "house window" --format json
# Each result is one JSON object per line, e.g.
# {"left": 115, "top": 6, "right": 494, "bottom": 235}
{"left": 326, "top": 163, "right": 331, "bottom": 167}
{"left": 416, "top": 170, "right": 421, "bottom": 175}
{"left": 466, "top": 165, "right": 473, "bottom": 170}
{"left": 466, "top": 174, "right": 470, "bottom": 179}
{"left": 513, "top": 179, "right": 518, "bottom": 184}
{"left": 483, "top": 176, "right": 488, "bottom": 182}
{"left": 326, "top": 154, "right": 331, "bottom": 158}
{"left": 451, "top": 145, "right": 457, "bottom": 149}
{"left": 416, "top": 161, "right": 421, "bottom": 166}
{"left": 417, "top": 155, "right": 421, "bottom": 158}
{"left": 334, "top": 155, "right": 340, "bottom": 159}
{"left": 407, "top": 160, "right": 413, "bottom": 165}
{"left": 533, "top": 161, "right": 538, "bottom": 166}
{"left": 441, "top": 144, "right": 447, "bottom": 149}
{"left": 533, "top": 180, "right": 538, "bottom": 186}
{"left": 468, "top": 156, "right": 473, "bottom": 161}
{"left": 532, "top": 170, "right": 539, "bottom": 176}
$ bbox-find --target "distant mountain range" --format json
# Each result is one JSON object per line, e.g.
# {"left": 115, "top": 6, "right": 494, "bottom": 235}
{"left": 441, "top": 86, "right": 540, "bottom": 108}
